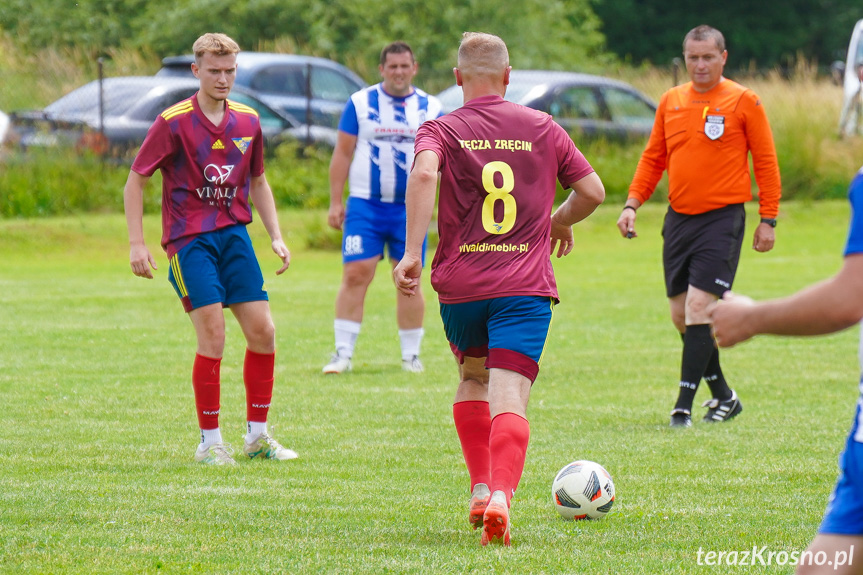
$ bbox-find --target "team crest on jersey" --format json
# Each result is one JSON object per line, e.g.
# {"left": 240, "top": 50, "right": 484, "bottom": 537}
{"left": 704, "top": 115, "right": 725, "bottom": 140}
{"left": 232, "top": 137, "right": 253, "bottom": 154}
{"left": 212, "top": 139, "right": 225, "bottom": 150}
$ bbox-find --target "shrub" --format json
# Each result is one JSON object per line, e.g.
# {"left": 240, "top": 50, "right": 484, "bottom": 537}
{"left": 265, "top": 140, "right": 331, "bottom": 209}
{"left": 0, "top": 149, "right": 135, "bottom": 218}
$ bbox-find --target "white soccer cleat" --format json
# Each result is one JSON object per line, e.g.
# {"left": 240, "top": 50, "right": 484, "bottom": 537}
{"left": 322, "top": 354, "right": 352, "bottom": 374}
{"left": 194, "top": 443, "right": 238, "bottom": 466}
{"left": 401, "top": 355, "right": 424, "bottom": 373}
{"left": 243, "top": 433, "right": 298, "bottom": 461}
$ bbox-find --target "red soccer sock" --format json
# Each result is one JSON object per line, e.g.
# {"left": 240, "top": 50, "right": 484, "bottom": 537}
{"left": 489, "top": 412, "right": 531, "bottom": 505}
{"left": 244, "top": 349, "right": 275, "bottom": 424}
{"left": 453, "top": 401, "right": 492, "bottom": 490}
{"left": 192, "top": 353, "right": 222, "bottom": 430}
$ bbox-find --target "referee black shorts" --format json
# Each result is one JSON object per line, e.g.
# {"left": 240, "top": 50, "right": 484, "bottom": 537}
{"left": 662, "top": 203, "right": 745, "bottom": 298}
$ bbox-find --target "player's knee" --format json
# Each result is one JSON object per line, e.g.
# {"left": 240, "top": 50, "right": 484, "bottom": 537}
{"left": 342, "top": 265, "right": 375, "bottom": 289}
{"left": 196, "top": 329, "right": 226, "bottom": 358}
{"left": 252, "top": 319, "right": 276, "bottom": 348}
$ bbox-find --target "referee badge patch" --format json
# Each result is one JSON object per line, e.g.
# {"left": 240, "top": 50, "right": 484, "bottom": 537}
{"left": 704, "top": 115, "right": 725, "bottom": 140}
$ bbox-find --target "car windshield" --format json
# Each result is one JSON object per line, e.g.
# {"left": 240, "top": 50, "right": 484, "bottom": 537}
{"left": 44, "top": 82, "right": 143, "bottom": 117}
{"left": 228, "top": 92, "right": 291, "bottom": 130}
{"left": 602, "top": 87, "right": 655, "bottom": 129}
{"left": 503, "top": 81, "right": 545, "bottom": 103}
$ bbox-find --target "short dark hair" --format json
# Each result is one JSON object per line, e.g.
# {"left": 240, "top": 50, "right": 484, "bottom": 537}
{"left": 683, "top": 25, "right": 726, "bottom": 53}
{"left": 380, "top": 41, "right": 414, "bottom": 66}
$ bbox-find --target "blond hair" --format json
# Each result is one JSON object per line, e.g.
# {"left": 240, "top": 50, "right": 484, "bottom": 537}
{"left": 457, "top": 32, "right": 509, "bottom": 80}
{"left": 192, "top": 33, "right": 240, "bottom": 65}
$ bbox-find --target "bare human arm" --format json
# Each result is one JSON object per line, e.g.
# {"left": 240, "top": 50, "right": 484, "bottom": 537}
{"left": 249, "top": 172, "right": 290, "bottom": 275}
{"left": 123, "top": 170, "right": 158, "bottom": 279}
{"left": 393, "top": 149, "right": 439, "bottom": 297}
{"left": 711, "top": 253, "right": 863, "bottom": 347}
{"left": 550, "top": 171, "right": 605, "bottom": 258}
{"left": 327, "top": 131, "right": 358, "bottom": 230}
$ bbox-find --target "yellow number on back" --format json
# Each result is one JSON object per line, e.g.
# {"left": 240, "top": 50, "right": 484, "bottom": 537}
{"left": 481, "top": 161, "right": 516, "bottom": 234}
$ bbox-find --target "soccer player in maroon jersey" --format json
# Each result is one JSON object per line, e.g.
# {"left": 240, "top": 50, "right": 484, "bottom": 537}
{"left": 393, "top": 32, "right": 606, "bottom": 546}
{"left": 123, "top": 33, "right": 297, "bottom": 465}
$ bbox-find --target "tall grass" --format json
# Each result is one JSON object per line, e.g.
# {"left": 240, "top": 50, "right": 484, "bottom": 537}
{"left": 748, "top": 60, "right": 863, "bottom": 200}
{"left": 0, "top": 150, "right": 136, "bottom": 218}
{"left": 2, "top": 37, "right": 863, "bottom": 219}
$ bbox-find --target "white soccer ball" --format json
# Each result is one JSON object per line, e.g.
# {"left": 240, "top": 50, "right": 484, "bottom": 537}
{"left": 551, "top": 460, "right": 616, "bottom": 520}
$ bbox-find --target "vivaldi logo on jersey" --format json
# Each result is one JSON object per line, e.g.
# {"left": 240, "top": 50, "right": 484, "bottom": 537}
{"left": 196, "top": 164, "right": 238, "bottom": 202}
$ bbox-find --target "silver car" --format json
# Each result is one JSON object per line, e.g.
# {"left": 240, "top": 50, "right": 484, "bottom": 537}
{"left": 11, "top": 76, "right": 337, "bottom": 158}
{"left": 437, "top": 70, "right": 656, "bottom": 141}
{"left": 157, "top": 52, "right": 366, "bottom": 129}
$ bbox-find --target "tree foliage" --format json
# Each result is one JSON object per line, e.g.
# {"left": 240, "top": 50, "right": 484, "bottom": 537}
{"left": 1, "top": 0, "right": 609, "bottom": 88}
{"left": 5, "top": 0, "right": 861, "bottom": 79}
{"left": 590, "top": 0, "right": 862, "bottom": 70}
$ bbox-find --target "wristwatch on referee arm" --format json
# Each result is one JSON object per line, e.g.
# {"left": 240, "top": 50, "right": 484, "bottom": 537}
{"left": 760, "top": 217, "right": 777, "bottom": 227}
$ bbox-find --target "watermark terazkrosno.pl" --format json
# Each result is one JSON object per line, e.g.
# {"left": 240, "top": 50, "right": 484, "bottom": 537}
{"left": 696, "top": 546, "right": 854, "bottom": 569}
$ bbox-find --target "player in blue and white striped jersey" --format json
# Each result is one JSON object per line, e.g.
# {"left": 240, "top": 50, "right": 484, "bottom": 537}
{"left": 324, "top": 42, "right": 443, "bottom": 375}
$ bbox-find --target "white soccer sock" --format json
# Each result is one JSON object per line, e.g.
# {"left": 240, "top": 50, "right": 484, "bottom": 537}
{"left": 199, "top": 428, "right": 222, "bottom": 449}
{"left": 399, "top": 327, "right": 424, "bottom": 361}
{"left": 246, "top": 421, "right": 267, "bottom": 444}
{"left": 334, "top": 319, "right": 361, "bottom": 358}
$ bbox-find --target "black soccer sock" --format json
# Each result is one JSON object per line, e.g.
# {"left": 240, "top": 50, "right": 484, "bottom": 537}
{"left": 674, "top": 324, "right": 715, "bottom": 412}
{"left": 703, "top": 347, "right": 732, "bottom": 401}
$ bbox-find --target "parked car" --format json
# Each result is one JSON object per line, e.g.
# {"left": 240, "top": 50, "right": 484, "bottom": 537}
{"left": 436, "top": 70, "right": 657, "bottom": 141}
{"left": 10, "top": 76, "right": 338, "bottom": 158}
{"left": 157, "top": 52, "right": 365, "bottom": 129}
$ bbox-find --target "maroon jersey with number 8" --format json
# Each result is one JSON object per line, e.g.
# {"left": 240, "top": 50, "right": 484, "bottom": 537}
{"left": 414, "top": 95, "right": 594, "bottom": 304}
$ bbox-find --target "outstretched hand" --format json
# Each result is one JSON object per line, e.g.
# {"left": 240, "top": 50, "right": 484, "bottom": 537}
{"left": 709, "top": 291, "right": 757, "bottom": 348}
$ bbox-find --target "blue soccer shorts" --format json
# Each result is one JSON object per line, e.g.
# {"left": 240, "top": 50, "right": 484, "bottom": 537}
{"left": 342, "top": 196, "right": 427, "bottom": 264}
{"left": 439, "top": 295, "right": 555, "bottom": 383}
{"left": 819, "top": 388, "right": 863, "bottom": 535}
{"left": 168, "top": 225, "right": 268, "bottom": 313}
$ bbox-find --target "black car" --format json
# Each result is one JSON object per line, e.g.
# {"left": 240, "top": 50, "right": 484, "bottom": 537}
{"left": 157, "top": 52, "right": 365, "bottom": 129}
{"left": 436, "top": 70, "right": 657, "bottom": 141}
{"left": 11, "top": 76, "right": 337, "bottom": 158}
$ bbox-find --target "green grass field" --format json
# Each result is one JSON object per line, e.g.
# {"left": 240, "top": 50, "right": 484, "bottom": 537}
{"left": 0, "top": 200, "right": 859, "bottom": 574}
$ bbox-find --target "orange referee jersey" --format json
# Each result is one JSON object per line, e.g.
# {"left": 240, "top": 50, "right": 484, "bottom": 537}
{"left": 628, "top": 78, "right": 781, "bottom": 218}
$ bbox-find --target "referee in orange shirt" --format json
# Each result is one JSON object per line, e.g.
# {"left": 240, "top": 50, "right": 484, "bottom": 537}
{"left": 616, "top": 24, "right": 781, "bottom": 427}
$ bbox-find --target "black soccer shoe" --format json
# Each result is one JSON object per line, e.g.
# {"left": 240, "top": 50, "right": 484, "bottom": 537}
{"left": 702, "top": 390, "right": 743, "bottom": 423}
{"left": 669, "top": 409, "right": 692, "bottom": 428}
